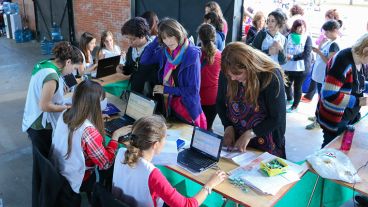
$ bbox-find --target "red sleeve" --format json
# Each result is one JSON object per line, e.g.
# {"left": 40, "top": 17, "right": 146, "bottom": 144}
{"left": 148, "top": 168, "right": 198, "bottom": 207}
{"left": 81, "top": 126, "right": 118, "bottom": 169}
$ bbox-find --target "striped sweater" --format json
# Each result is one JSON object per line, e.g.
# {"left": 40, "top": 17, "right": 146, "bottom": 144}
{"left": 316, "top": 48, "right": 365, "bottom": 132}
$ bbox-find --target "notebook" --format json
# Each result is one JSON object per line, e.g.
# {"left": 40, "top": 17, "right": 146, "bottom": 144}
{"left": 95, "top": 55, "right": 120, "bottom": 78}
{"left": 177, "top": 127, "right": 223, "bottom": 173}
{"left": 104, "top": 91, "right": 156, "bottom": 139}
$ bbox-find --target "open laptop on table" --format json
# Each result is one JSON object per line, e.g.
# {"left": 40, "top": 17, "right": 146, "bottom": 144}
{"left": 177, "top": 127, "right": 223, "bottom": 173}
{"left": 95, "top": 55, "right": 120, "bottom": 78}
{"left": 104, "top": 91, "right": 156, "bottom": 140}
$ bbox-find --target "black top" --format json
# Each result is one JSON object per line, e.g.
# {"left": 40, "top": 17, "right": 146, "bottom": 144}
{"left": 216, "top": 69, "right": 286, "bottom": 148}
{"left": 123, "top": 47, "right": 158, "bottom": 95}
{"left": 245, "top": 26, "right": 258, "bottom": 45}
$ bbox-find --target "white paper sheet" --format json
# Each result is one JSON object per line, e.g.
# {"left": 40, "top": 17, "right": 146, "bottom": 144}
{"left": 152, "top": 140, "right": 178, "bottom": 166}
{"left": 228, "top": 152, "right": 304, "bottom": 195}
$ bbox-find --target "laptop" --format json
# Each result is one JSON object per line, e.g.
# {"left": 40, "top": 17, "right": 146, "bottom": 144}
{"left": 95, "top": 55, "right": 120, "bottom": 78}
{"left": 177, "top": 127, "right": 223, "bottom": 173}
{"left": 104, "top": 91, "right": 157, "bottom": 138}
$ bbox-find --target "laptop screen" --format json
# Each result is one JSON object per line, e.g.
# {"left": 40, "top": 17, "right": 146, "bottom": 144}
{"left": 191, "top": 128, "right": 222, "bottom": 159}
{"left": 125, "top": 92, "right": 156, "bottom": 121}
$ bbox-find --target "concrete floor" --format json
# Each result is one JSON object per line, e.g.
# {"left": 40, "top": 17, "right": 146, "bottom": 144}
{"left": 0, "top": 37, "right": 330, "bottom": 206}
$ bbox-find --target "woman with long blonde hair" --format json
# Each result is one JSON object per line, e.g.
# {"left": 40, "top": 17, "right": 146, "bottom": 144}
{"left": 217, "top": 42, "right": 287, "bottom": 158}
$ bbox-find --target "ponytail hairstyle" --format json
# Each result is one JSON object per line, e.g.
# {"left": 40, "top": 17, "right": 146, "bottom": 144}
{"left": 123, "top": 115, "right": 167, "bottom": 167}
{"left": 198, "top": 23, "right": 217, "bottom": 65}
{"left": 63, "top": 80, "right": 106, "bottom": 159}
{"left": 52, "top": 41, "right": 83, "bottom": 68}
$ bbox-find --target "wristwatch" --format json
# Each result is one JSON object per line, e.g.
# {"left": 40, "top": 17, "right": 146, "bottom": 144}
{"left": 203, "top": 186, "right": 212, "bottom": 195}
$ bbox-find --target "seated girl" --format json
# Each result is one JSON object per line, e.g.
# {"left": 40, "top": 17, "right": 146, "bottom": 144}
{"left": 98, "top": 30, "right": 125, "bottom": 65}
{"left": 51, "top": 80, "right": 131, "bottom": 203}
{"left": 112, "top": 115, "right": 226, "bottom": 207}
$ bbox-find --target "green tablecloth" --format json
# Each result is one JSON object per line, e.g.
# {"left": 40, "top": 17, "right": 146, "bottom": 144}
{"left": 158, "top": 163, "right": 354, "bottom": 207}
{"left": 103, "top": 80, "right": 130, "bottom": 97}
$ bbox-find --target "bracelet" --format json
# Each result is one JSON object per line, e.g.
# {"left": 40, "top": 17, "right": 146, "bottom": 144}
{"left": 203, "top": 186, "right": 212, "bottom": 195}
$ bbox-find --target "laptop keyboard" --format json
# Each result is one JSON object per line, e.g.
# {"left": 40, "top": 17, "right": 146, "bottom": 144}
{"left": 178, "top": 150, "right": 216, "bottom": 171}
{"left": 104, "top": 118, "right": 126, "bottom": 134}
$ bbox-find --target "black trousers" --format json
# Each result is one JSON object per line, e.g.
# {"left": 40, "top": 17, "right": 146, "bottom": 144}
{"left": 27, "top": 128, "right": 52, "bottom": 157}
{"left": 202, "top": 104, "right": 217, "bottom": 130}
{"left": 285, "top": 71, "right": 305, "bottom": 108}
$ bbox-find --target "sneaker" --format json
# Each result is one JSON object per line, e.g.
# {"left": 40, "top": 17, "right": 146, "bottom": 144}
{"left": 286, "top": 107, "right": 297, "bottom": 113}
{"left": 301, "top": 96, "right": 312, "bottom": 103}
{"left": 286, "top": 100, "right": 294, "bottom": 105}
{"left": 305, "top": 121, "right": 320, "bottom": 130}
{"left": 308, "top": 116, "right": 316, "bottom": 122}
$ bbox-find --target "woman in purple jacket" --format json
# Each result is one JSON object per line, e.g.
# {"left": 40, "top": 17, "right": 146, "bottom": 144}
{"left": 141, "top": 18, "right": 207, "bottom": 129}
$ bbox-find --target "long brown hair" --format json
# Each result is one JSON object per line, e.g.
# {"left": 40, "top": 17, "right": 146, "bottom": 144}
{"left": 157, "top": 18, "right": 187, "bottom": 46}
{"left": 221, "top": 42, "right": 286, "bottom": 106}
{"left": 205, "top": 1, "right": 225, "bottom": 20}
{"left": 198, "top": 23, "right": 217, "bottom": 65}
{"left": 123, "top": 115, "right": 167, "bottom": 167}
{"left": 63, "top": 80, "right": 106, "bottom": 158}
{"left": 79, "top": 32, "right": 95, "bottom": 63}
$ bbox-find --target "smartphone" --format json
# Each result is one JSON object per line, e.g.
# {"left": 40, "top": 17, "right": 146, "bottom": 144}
{"left": 176, "top": 138, "right": 186, "bottom": 150}
{"left": 118, "top": 133, "right": 131, "bottom": 143}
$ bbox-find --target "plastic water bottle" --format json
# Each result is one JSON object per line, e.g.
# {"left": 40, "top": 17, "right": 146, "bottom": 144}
{"left": 51, "top": 22, "right": 63, "bottom": 42}
{"left": 340, "top": 125, "right": 355, "bottom": 151}
{"left": 3, "top": 2, "right": 11, "bottom": 14}
{"left": 40, "top": 37, "right": 49, "bottom": 55}
{"left": 10, "top": 2, "right": 19, "bottom": 14}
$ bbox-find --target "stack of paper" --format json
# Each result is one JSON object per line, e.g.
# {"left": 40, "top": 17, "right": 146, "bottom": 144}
{"left": 229, "top": 152, "right": 304, "bottom": 195}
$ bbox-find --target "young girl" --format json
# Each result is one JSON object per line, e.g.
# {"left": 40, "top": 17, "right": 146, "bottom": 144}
{"left": 79, "top": 32, "right": 98, "bottom": 77}
{"left": 112, "top": 115, "right": 226, "bottom": 207}
{"left": 203, "top": 12, "right": 225, "bottom": 51}
{"left": 198, "top": 23, "right": 221, "bottom": 130}
{"left": 252, "top": 10, "right": 287, "bottom": 66}
{"left": 307, "top": 20, "right": 342, "bottom": 130}
{"left": 205, "top": 1, "right": 228, "bottom": 36}
{"left": 51, "top": 80, "right": 131, "bottom": 199}
{"left": 22, "top": 41, "right": 83, "bottom": 156}
{"left": 283, "top": 19, "right": 312, "bottom": 113}
{"left": 98, "top": 30, "right": 124, "bottom": 65}
{"left": 141, "top": 18, "right": 207, "bottom": 129}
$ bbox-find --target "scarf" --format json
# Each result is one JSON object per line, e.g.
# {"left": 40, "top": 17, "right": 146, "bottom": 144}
{"left": 290, "top": 33, "right": 302, "bottom": 45}
{"left": 162, "top": 38, "right": 189, "bottom": 114}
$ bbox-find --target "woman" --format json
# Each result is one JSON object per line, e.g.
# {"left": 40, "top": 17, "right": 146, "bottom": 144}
{"left": 112, "top": 115, "right": 226, "bottom": 207}
{"left": 51, "top": 80, "right": 131, "bottom": 200}
{"left": 98, "top": 30, "right": 124, "bottom": 65}
{"left": 245, "top": 11, "right": 266, "bottom": 45}
{"left": 22, "top": 41, "right": 83, "bottom": 156}
{"left": 217, "top": 42, "right": 287, "bottom": 158}
{"left": 119, "top": 17, "right": 156, "bottom": 95}
{"left": 205, "top": 1, "right": 228, "bottom": 36}
{"left": 252, "top": 10, "right": 287, "bottom": 65}
{"left": 302, "top": 8, "right": 342, "bottom": 103}
{"left": 141, "top": 18, "right": 207, "bottom": 129}
{"left": 79, "top": 32, "right": 97, "bottom": 77}
{"left": 283, "top": 19, "right": 312, "bottom": 113}
{"left": 198, "top": 23, "right": 221, "bottom": 130}
{"left": 306, "top": 20, "right": 342, "bottom": 130}
{"left": 141, "top": 11, "right": 159, "bottom": 38}
{"left": 203, "top": 11, "right": 225, "bottom": 51}
{"left": 317, "top": 33, "right": 368, "bottom": 147}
